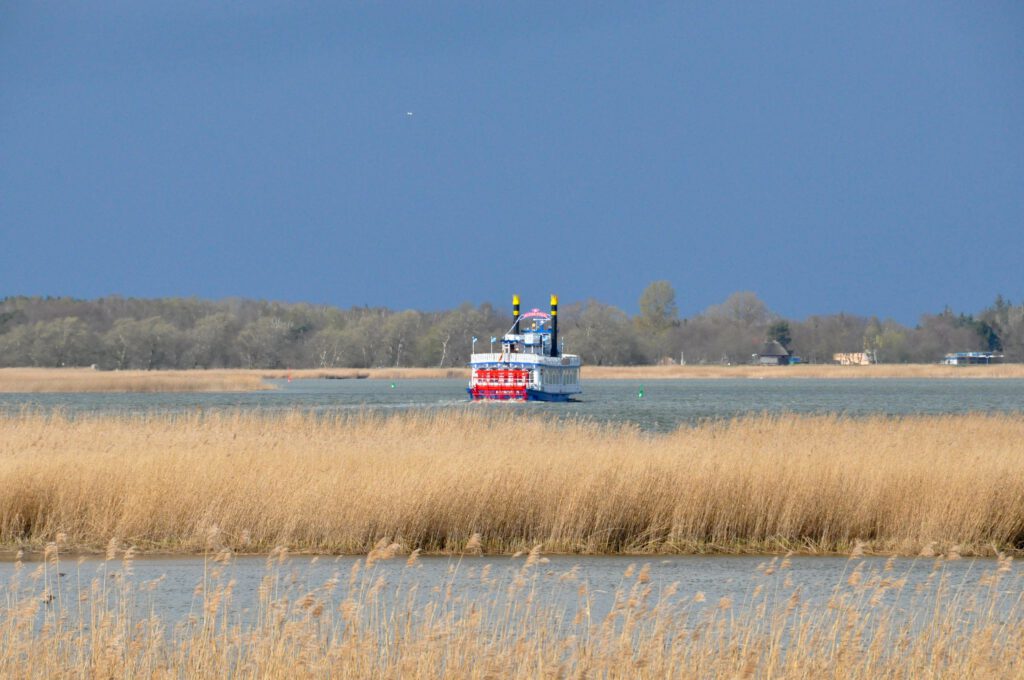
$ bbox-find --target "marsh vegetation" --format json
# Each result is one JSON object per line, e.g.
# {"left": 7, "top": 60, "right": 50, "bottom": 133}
{"left": 0, "top": 368, "right": 470, "bottom": 393}
{"left": 582, "top": 363, "right": 1024, "bottom": 380}
{"left": 1, "top": 540, "right": 1020, "bottom": 677}
{"left": 0, "top": 368, "right": 270, "bottom": 393}
{"left": 3, "top": 364, "right": 1024, "bottom": 394}
{"left": 2, "top": 411, "right": 1022, "bottom": 556}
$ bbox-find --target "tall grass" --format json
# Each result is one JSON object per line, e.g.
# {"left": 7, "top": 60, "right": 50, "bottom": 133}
{"left": 3, "top": 364, "right": 1022, "bottom": 393}
{"left": 1, "top": 411, "right": 1023, "bottom": 556}
{"left": 0, "top": 367, "right": 465, "bottom": 393}
{"left": 261, "top": 367, "right": 468, "bottom": 380}
{"left": 584, "top": 363, "right": 1024, "bottom": 379}
{"left": 0, "top": 368, "right": 269, "bottom": 393}
{"left": 2, "top": 542, "right": 1021, "bottom": 677}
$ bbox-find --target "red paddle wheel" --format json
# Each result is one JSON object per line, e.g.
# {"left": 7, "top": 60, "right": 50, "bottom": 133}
{"left": 469, "top": 368, "right": 530, "bottom": 400}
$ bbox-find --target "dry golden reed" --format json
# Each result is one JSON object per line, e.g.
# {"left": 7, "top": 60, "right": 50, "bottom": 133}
{"left": 583, "top": 363, "right": 1024, "bottom": 380}
{"left": 0, "top": 367, "right": 467, "bottom": 393}
{"left": 0, "top": 368, "right": 269, "bottom": 393}
{"left": 2, "top": 543, "right": 1022, "bottom": 678}
{"left": 263, "top": 367, "right": 468, "bottom": 380}
{"left": 2, "top": 364, "right": 1021, "bottom": 394}
{"left": 279, "top": 363, "right": 1024, "bottom": 381}
{"left": 1, "top": 411, "right": 1023, "bottom": 556}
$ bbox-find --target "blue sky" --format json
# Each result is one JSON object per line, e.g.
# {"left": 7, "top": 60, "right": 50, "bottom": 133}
{"left": 1, "top": 2, "right": 1021, "bottom": 323}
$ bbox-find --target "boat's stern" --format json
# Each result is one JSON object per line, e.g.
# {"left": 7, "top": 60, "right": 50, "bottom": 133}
{"left": 468, "top": 367, "right": 530, "bottom": 400}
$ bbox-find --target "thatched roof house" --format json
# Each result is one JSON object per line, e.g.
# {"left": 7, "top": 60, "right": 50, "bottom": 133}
{"left": 754, "top": 340, "right": 790, "bottom": 366}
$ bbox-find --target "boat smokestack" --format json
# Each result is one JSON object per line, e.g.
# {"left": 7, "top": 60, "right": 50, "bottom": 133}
{"left": 513, "top": 294, "right": 521, "bottom": 334}
{"left": 550, "top": 294, "right": 559, "bottom": 357}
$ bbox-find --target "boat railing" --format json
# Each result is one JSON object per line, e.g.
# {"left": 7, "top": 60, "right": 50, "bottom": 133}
{"left": 470, "top": 352, "right": 580, "bottom": 366}
{"left": 469, "top": 352, "right": 549, "bottom": 364}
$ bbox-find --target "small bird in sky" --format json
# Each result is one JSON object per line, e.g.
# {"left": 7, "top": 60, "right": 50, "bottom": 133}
{"left": 406, "top": 111, "right": 413, "bottom": 116}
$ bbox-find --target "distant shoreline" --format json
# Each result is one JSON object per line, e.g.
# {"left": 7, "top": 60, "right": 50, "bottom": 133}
{"left": 1, "top": 363, "right": 1023, "bottom": 392}
{"left": 581, "top": 363, "right": 1024, "bottom": 380}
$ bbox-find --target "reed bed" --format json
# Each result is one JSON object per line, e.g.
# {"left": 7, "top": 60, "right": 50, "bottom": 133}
{"left": 2, "top": 542, "right": 1021, "bottom": 677}
{"left": 0, "top": 368, "right": 269, "bottom": 393}
{"left": 258, "top": 363, "right": 1024, "bottom": 381}
{"left": 260, "top": 367, "right": 469, "bottom": 380}
{"left": 3, "top": 364, "right": 1021, "bottom": 393}
{"left": 0, "top": 367, "right": 467, "bottom": 393}
{"left": 1, "top": 411, "right": 1023, "bottom": 556}
{"left": 584, "top": 363, "right": 1024, "bottom": 380}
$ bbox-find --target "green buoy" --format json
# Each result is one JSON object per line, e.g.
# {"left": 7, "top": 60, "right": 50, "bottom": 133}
{"left": 638, "top": 384, "right": 645, "bottom": 398}
{"left": 390, "top": 382, "right": 396, "bottom": 389}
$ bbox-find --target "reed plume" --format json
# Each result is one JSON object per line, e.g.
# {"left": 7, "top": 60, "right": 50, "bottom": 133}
{"left": 0, "top": 410, "right": 1023, "bottom": 556}
{"left": 0, "top": 543, "right": 1020, "bottom": 677}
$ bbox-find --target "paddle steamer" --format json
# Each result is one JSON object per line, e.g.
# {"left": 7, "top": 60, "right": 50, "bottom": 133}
{"left": 467, "top": 295, "right": 582, "bottom": 401}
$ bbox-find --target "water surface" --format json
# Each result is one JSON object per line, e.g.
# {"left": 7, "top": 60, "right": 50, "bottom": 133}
{"left": 4, "top": 553, "right": 1014, "bottom": 629}
{"left": 2, "top": 378, "right": 1023, "bottom": 431}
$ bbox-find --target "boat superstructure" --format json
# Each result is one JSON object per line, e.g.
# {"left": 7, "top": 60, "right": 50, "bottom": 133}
{"left": 468, "top": 295, "right": 582, "bottom": 401}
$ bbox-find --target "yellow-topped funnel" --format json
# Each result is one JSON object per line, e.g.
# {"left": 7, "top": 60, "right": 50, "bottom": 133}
{"left": 513, "top": 294, "right": 521, "bottom": 333}
{"left": 550, "top": 294, "right": 559, "bottom": 357}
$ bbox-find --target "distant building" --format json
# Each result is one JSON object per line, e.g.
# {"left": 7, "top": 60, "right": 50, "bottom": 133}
{"left": 941, "top": 352, "right": 1004, "bottom": 366}
{"left": 833, "top": 352, "right": 876, "bottom": 366}
{"left": 754, "top": 340, "right": 790, "bottom": 366}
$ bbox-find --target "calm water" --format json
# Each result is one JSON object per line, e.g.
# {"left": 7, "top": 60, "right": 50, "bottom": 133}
{"left": 4, "top": 553, "right": 1016, "bottom": 632}
{"left": 2, "top": 377, "right": 1024, "bottom": 431}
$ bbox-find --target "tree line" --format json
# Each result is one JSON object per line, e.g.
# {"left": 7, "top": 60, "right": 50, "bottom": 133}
{"left": 0, "top": 284, "right": 1020, "bottom": 369}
